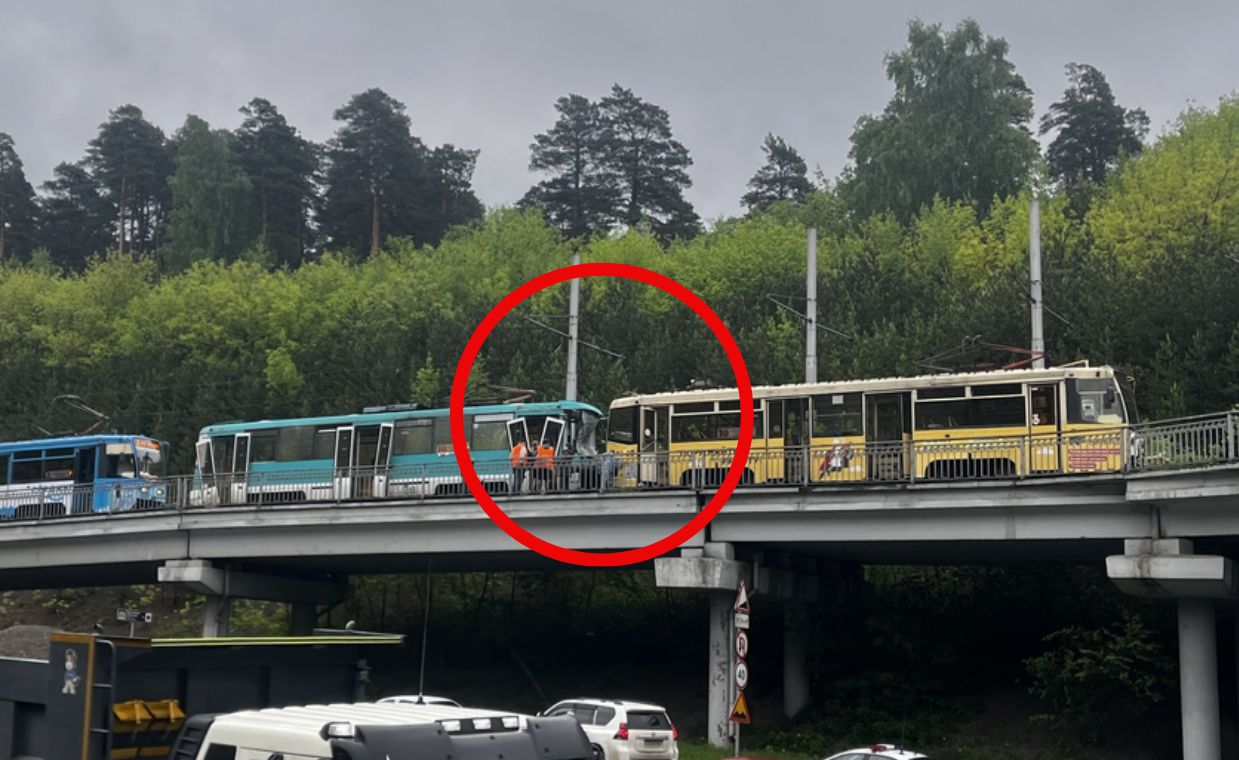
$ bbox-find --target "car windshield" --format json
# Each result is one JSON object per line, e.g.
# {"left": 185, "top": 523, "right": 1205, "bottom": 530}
{"left": 626, "top": 711, "right": 671, "bottom": 729}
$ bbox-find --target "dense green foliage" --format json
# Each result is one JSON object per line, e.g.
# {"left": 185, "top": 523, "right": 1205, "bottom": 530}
{"left": 1, "top": 96, "right": 1238, "bottom": 471}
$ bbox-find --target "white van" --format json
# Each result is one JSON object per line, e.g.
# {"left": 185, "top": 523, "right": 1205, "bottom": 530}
{"left": 169, "top": 702, "right": 592, "bottom": 760}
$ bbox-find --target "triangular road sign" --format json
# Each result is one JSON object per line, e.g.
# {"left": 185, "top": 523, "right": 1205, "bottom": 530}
{"left": 729, "top": 691, "right": 751, "bottom": 724}
{"left": 734, "top": 580, "right": 751, "bottom": 614}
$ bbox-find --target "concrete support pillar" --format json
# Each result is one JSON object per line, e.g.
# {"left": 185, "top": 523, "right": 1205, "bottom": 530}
{"left": 291, "top": 602, "right": 318, "bottom": 635}
{"left": 1178, "top": 597, "right": 1221, "bottom": 760}
{"left": 202, "top": 595, "right": 231, "bottom": 638}
{"left": 783, "top": 603, "right": 811, "bottom": 719}
{"left": 707, "top": 590, "right": 734, "bottom": 748}
{"left": 1106, "top": 537, "right": 1233, "bottom": 758}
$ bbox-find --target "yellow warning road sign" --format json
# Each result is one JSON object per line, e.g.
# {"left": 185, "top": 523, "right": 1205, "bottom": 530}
{"left": 728, "top": 691, "right": 751, "bottom": 724}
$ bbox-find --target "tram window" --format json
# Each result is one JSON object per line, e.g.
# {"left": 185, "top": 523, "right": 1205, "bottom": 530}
{"left": 271, "top": 426, "right": 318, "bottom": 461}
{"left": 918, "top": 386, "right": 966, "bottom": 400}
{"left": 312, "top": 428, "right": 336, "bottom": 459}
{"left": 1068, "top": 379, "right": 1124, "bottom": 424}
{"left": 11, "top": 459, "right": 43, "bottom": 483}
{"left": 970, "top": 396, "right": 1026, "bottom": 427}
{"left": 671, "top": 413, "right": 752, "bottom": 441}
{"left": 718, "top": 400, "right": 741, "bottom": 411}
{"left": 0, "top": 454, "right": 7, "bottom": 486}
{"left": 675, "top": 401, "right": 714, "bottom": 414}
{"left": 248, "top": 430, "right": 279, "bottom": 463}
{"left": 394, "top": 419, "right": 433, "bottom": 455}
{"left": 916, "top": 400, "right": 968, "bottom": 429}
{"left": 43, "top": 453, "right": 74, "bottom": 480}
{"left": 433, "top": 417, "right": 453, "bottom": 449}
{"left": 1030, "top": 386, "right": 1057, "bottom": 426}
{"left": 211, "top": 436, "right": 234, "bottom": 475}
{"left": 813, "top": 394, "right": 862, "bottom": 436}
{"left": 472, "top": 419, "right": 509, "bottom": 451}
{"left": 608, "top": 406, "right": 638, "bottom": 444}
{"left": 971, "top": 383, "right": 1022, "bottom": 397}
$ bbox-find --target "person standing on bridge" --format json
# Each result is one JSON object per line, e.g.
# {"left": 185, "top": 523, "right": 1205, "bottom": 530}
{"left": 510, "top": 437, "right": 533, "bottom": 495}
{"left": 534, "top": 439, "right": 556, "bottom": 493}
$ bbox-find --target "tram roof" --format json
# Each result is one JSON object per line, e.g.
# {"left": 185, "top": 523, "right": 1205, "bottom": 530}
{"left": 0, "top": 433, "right": 159, "bottom": 452}
{"left": 199, "top": 400, "right": 604, "bottom": 435}
{"left": 611, "top": 364, "right": 1118, "bottom": 407}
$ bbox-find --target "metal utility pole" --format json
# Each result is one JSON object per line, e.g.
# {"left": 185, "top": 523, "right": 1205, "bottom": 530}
{"left": 805, "top": 228, "right": 818, "bottom": 384}
{"left": 1029, "top": 199, "right": 1046, "bottom": 369}
{"left": 566, "top": 251, "right": 581, "bottom": 401}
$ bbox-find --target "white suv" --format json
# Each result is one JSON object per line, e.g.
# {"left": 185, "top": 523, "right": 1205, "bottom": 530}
{"left": 542, "top": 699, "right": 679, "bottom": 760}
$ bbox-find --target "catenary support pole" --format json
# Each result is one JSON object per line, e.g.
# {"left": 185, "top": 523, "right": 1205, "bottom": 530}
{"left": 1029, "top": 198, "right": 1045, "bottom": 369}
{"left": 805, "top": 228, "right": 818, "bottom": 384}
{"left": 1178, "top": 597, "right": 1221, "bottom": 760}
{"left": 566, "top": 250, "right": 581, "bottom": 401}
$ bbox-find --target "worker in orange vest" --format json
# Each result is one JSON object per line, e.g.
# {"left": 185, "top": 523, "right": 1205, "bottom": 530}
{"left": 510, "top": 438, "right": 532, "bottom": 495}
{"left": 534, "top": 440, "right": 556, "bottom": 493}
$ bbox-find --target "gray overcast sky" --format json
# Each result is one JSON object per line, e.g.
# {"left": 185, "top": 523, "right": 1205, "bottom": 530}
{"left": 3, "top": 1, "right": 1237, "bottom": 222}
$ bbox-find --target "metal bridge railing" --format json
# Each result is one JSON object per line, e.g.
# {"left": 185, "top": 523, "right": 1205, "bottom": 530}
{"left": 1, "top": 411, "right": 1235, "bottom": 522}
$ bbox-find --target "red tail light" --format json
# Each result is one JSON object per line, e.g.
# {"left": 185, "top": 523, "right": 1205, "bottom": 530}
{"left": 671, "top": 723, "right": 679, "bottom": 740}
{"left": 614, "top": 723, "right": 629, "bottom": 740}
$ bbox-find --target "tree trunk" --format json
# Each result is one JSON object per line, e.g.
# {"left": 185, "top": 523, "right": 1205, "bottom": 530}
{"left": 260, "top": 191, "right": 269, "bottom": 247}
{"left": 370, "top": 188, "right": 381, "bottom": 255}
{"left": 117, "top": 174, "right": 128, "bottom": 256}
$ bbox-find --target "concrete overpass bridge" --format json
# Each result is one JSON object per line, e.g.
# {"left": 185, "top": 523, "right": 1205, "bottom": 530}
{"left": 0, "top": 411, "right": 1237, "bottom": 757}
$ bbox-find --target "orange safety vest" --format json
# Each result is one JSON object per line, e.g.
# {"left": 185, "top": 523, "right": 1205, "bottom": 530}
{"left": 534, "top": 444, "right": 556, "bottom": 470}
{"left": 510, "top": 442, "right": 529, "bottom": 468}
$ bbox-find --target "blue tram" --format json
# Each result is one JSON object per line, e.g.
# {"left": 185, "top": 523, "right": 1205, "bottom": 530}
{"left": 0, "top": 434, "right": 168, "bottom": 518}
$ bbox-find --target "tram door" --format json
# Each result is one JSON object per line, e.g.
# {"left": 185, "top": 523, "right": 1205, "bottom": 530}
{"left": 230, "top": 433, "right": 251, "bottom": 504}
{"left": 777, "top": 398, "right": 810, "bottom": 483}
{"left": 865, "top": 394, "right": 906, "bottom": 480}
{"left": 195, "top": 440, "right": 217, "bottom": 506}
{"left": 640, "top": 406, "right": 669, "bottom": 486}
{"left": 73, "top": 447, "right": 96, "bottom": 514}
{"left": 506, "top": 418, "right": 531, "bottom": 451}
{"left": 1028, "top": 384, "right": 1061, "bottom": 473}
{"left": 353, "top": 424, "right": 394, "bottom": 498}
{"left": 333, "top": 427, "right": 354, "bottom": 499}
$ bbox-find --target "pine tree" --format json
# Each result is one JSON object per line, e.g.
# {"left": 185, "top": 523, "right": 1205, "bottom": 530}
{"left": 0, "top": 132, "right": 39, "bottom": 263}
{"left": 86, "top": 105, "right": 174, "bottom": 257}
{"left": 38, "top": 161, "right": 114, "bottom": 271}
{"left": 320, "top": 88, "right": 484, "bottom": 256}
{"left": 521, "top": 94, "right": 618, "bottom": 239}
{"left": 1040, "top": 63, "right": 1149, "bottom": 208}
{"left": 742, "top": 133, "right": 813, "bottom": 211}
{"left": 166, "top": 115, "right": 257, "bottom": 271}
{"left": 234, "top": 98, "right": 320, "bottom": 268}
{"left": 598, "top": 85, "right": 699, "bottom": 242}
{"left": 424, "top": 144, "right": 484, "bottom": 243}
